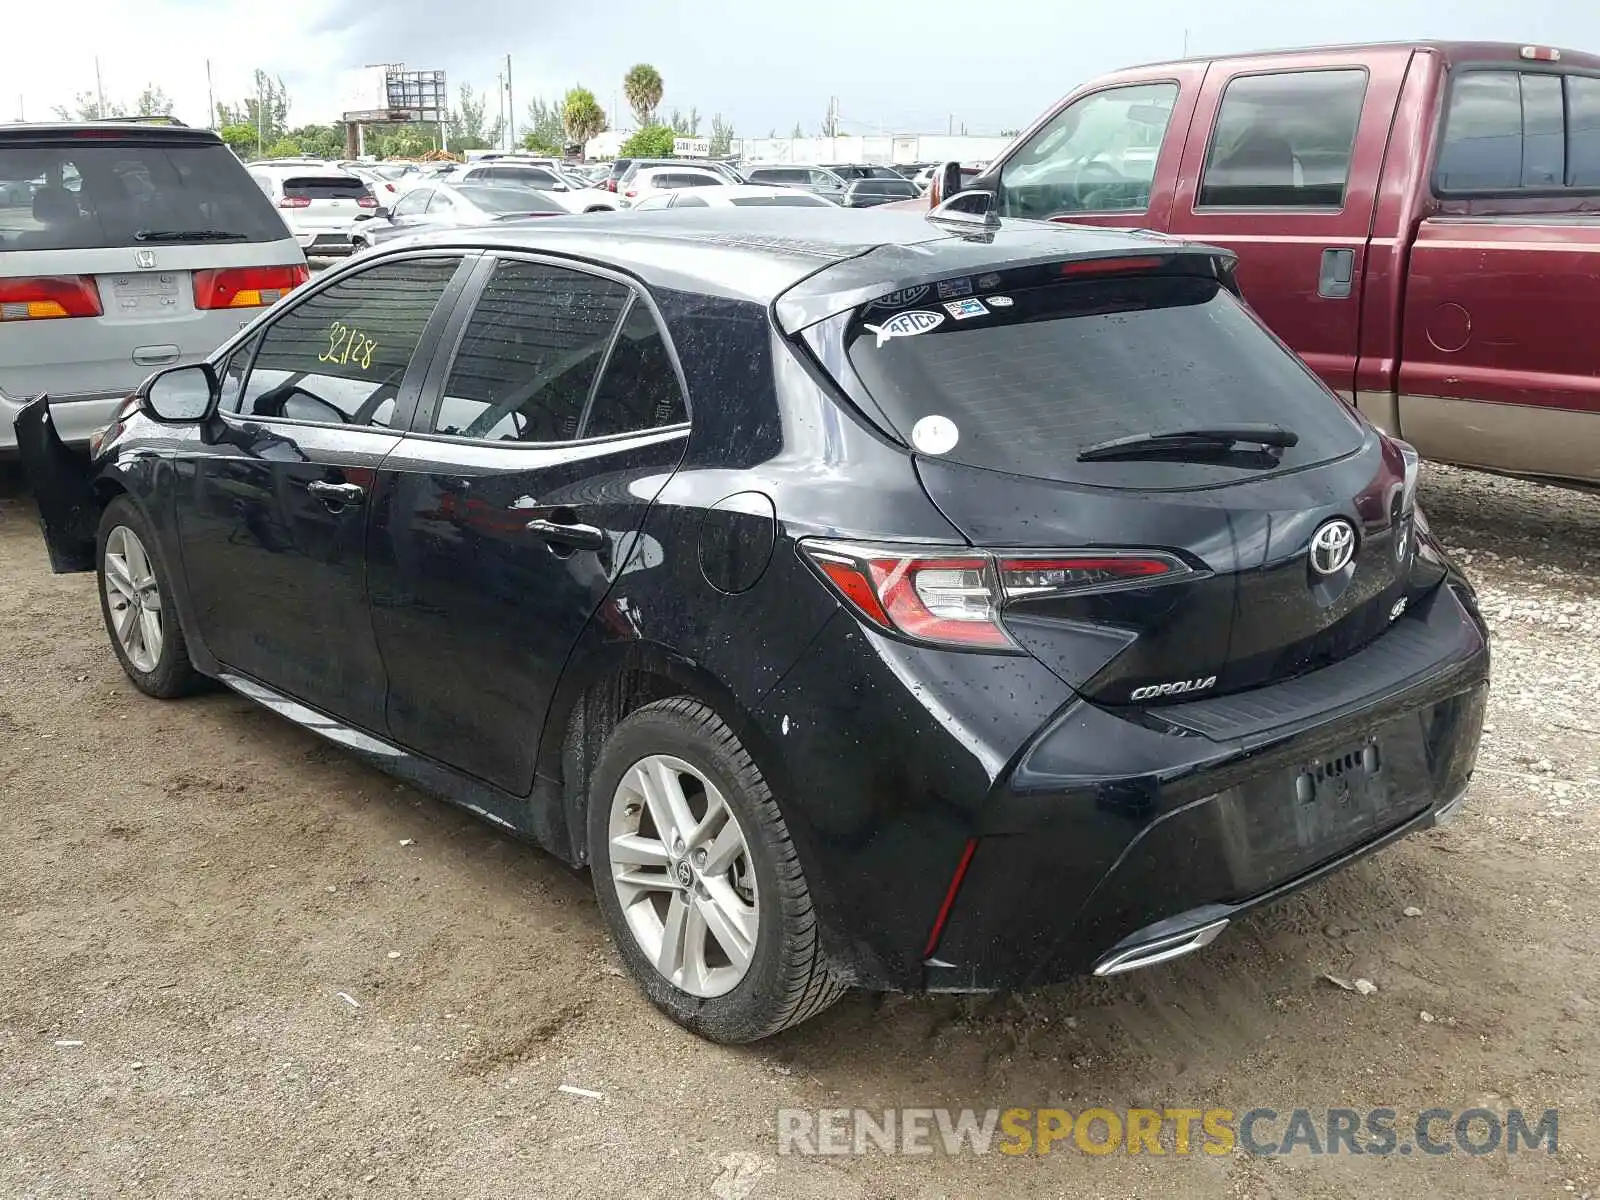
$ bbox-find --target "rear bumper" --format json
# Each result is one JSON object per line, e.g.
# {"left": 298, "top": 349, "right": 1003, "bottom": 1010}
{"left": 758, "top": 581, "right": 1487, "bottom": 992}
{"left": 924, "top": 584, "right": 1488, "bottom": 991}
{"left": 295, "top": 231, "right": 355, "bottom": 254}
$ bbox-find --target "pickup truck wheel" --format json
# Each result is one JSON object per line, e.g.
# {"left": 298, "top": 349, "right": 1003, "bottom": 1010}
{"left": 588, "top": 698, "right": 845, "bottom": 1043}
{"left": 96, "top": 497, "right": 199, "bottom": 699}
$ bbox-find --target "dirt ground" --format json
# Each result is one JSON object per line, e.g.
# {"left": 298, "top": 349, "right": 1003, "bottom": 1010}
{"left": 1, "top": 461, "right": 1595, "bottom": 1200}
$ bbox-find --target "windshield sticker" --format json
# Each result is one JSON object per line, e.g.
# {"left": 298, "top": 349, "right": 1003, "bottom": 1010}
{"left": 935, "top": 276, "right": 973, "bottom": 299}
{"left": 944, "top": 298, "right": 989, "bottom": 320}
{"left": 866, "top": 285, "right": 931, "bottom": 310}
{"left": 911, "top": 415, "right": 960, "bottom": 455}
{"left": 863, "top": 310, "right": 945, "bottom": 347}
{"left": 319, "top": 321, "right": 377, "bottom": 370}
{"left": 977, "top": 272, "right": 1002, "bottom": 290}
{"left": 987, "top": 295, "right": 1014, "bottom": 307}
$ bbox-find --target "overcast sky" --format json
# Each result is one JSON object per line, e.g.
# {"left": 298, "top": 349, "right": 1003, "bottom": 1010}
{"left": 5, "top": 0, "right": 1596, "bottom": 137}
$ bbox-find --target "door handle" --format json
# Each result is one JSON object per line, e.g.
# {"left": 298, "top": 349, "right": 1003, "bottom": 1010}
{"left": 525, "top": 518, "right": 606, "bottom": 551}
{"left": 1318, "top": 248, "right": 1355, "bottom": 299}
{"left": 306, "top": 480, "right": 366, "bottom": 507}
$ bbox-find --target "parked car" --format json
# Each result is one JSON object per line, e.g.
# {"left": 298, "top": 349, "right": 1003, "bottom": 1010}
{"left": 824, "top": 163, "right": 909, "bottom": 182}
{"left": 741, "top": 164, "right": 849, "bottom": 201}
{"left": 440, "top": 162, "right": 616, "bottom": 213}
{"left": 614, "top": 159, "right": 745, "bottom": 194}
{"left": 840, "top": 177, "right": 923, "bottom": 207}
{"left": 18, "top": 208, "right": 1488, "bottom": 1044}
{"left": 349, "top": 163, "right": 422, "bottom": 200}
{"left": 349, "top": 182, "right": 566, "bottom": 250}
{"left": 627, "top": 185, "right": 839, "bottom": 210}
{"left": 930, "top": 39, "right": 1600, "bottom": 483}
{"left": 618, "top": 166, "right": 727, "bottom": 207}
{"left": 0, "top": 121, "right": 307, "bottom": 453}
{"left": 247, "top": 163, "right": 374, "bottom": 256}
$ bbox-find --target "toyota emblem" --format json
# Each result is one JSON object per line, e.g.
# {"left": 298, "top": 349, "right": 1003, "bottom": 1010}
{"left": 1309, "top": 519, "right": 1357, "bottom": 576}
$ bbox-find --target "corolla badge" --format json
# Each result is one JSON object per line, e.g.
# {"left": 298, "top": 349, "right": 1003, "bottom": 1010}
{"left": 1309, "top": 518, "right": 1357, "bottom": 576}
{"left": 862, "top": 309, "right": 944, "bottom": 347}
{"left": 134, "top": 249, "right": 157, "bottom": 269}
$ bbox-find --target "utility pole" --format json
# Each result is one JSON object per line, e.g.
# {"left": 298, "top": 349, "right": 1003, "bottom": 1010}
{"left": 505, "top": 54, "right": 514, "bottom": 150}
{"left": 497, "top": 70, "right": 505, "bottom": 149}
{"left": 94, "top": 57, "right": 105, "bottom": 118}
{"left": 205, "top": 59, "right": 216, "bottom": 129}
{"left": 1183, "top": 28, "right": 1191, "bottom": 57}
{"left": 257, "top": 75, "right": 265, "bottom": 156}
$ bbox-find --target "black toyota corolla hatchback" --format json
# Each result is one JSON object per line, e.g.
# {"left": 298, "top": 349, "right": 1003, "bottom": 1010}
{"left": 19, "top": 209, "right": 1488, "bottom": 1043}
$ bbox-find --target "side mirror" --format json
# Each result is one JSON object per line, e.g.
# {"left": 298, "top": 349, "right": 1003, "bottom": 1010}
{"left": 552, "top": 184, "right": 569, "bottom": 192}
{"left": 374, "top": 206, "right": 392, "bottom": 220}
{"left": 142, "top": 363, "right": 218, "bottom": 424}
{"left": 929, "top": 162, "right": 964, "bottom": 208}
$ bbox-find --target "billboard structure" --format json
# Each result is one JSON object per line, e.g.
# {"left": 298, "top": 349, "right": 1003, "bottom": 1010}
{"left": 338, "top": 64, "right": 448, "bottom": 124}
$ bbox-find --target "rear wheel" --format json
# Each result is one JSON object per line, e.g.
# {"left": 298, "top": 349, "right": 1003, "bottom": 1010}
{"left": 96, "top": 497, "right": 199, "bottom": 699}
{"left": 588, "top": 698, "right": 845, "bottom": 1042}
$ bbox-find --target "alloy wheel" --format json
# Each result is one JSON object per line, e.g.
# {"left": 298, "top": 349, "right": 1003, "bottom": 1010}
{"left": 607, "top": 754, "right": 759, "bottom": 998}
{"left": 103, "top": 525, "right": 164, "bottom": 673}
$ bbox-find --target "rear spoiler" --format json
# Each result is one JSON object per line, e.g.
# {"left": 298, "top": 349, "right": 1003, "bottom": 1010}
{"left": 773, "top": 237, "right": 1237, "bottom": 334}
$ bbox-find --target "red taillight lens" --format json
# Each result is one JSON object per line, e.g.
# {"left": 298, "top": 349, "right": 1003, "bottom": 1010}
{"left": 802, "top": 541, "right": 1192, "bottom": 650}
{"left": 358, "top": 195, "right": 378, "bottom": 208}
{"left": 625, "top": 189, "right": 638, "bottom": 198}
{"left": 1060, "top": 255, "right": 1168, "bottom": 276}
{"left": 193, "top": 264, "right": 310, "bottom": 310}
{"left": 0, "top": 275, "right": 102, "bottom": 321}
{"left": 606, "top": 179, "right": 618, "bottom": 192}
{"left": 278, "top": 195, "right": 311, "bottom": 209}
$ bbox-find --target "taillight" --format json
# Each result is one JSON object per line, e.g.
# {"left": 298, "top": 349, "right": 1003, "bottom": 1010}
{"left": 358, "top": 195, "right": 378, "bottom": 208}
{"left": 193, "top": 264, "right": 310, "bottom": 310}
{"left": 802, "top": 541, "right": 1192, "bottom": 650}
{"left": 0, "top": 275, "right": 102, "bottom": 321}
{"left": 606, "top": 179, "right": 618, "bottom": 192}
{"left": 278, "top": 195, "right": 311, "bottom": 209}
{"left": 625, "top": 189, "right": 638, "bottom": 198}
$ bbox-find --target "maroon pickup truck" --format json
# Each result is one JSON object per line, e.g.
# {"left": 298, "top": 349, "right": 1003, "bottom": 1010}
{"left": 930, "top": 41, "right": 1600, "bottom": 483}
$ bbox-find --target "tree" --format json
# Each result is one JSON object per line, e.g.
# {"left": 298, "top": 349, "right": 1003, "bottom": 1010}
{"left": 791, "top": 122, "right": 804, "bottom": 139}
{"left": 622, "top": 63, "right": 663, "bottom": 129}
{"left": 53, "top": 90, "right": 126, "bottom": 120}
{"left": 522, "top": 96, "right": 566, "bottom": 155}
{"left": 450, "top": 83, "right": 503, "bottom": 152}
{"left": 619, "top": 124, "right": 676, "bottom": 159}
{"left": 289, "top": 124, "right": 343, "bottom": 159}
{"left": 134, "top": 85, "right": 174, "bottom": 117}
{"left": 563, "top": 86, "right": 607, "bottom": 151}
{"left": 709, "top": 113, "right": 734, "bottom": 158}
{"left": 218, "top": 124, "right": 258, "bottom": 159}
{"left": 668, "top": 106, "right": 700, "bottom": 137}
{"left": 264, "top": 136, "right": 301, "bottom": 159}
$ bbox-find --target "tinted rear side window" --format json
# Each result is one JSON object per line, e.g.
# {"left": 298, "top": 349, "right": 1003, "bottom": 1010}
{"left": 833, "top": 274, "right": 1363, "bottom": 489}
{"left": 0, "top": 139, "right": 287, "bottom": 250}
{"left": 584, "top": 301, "right": 687, "bottom": 438}
{"left": 284, "top": 175, "right": 368, "bottom": 200}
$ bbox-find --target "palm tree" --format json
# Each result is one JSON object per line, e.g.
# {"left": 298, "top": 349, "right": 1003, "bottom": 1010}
{"left": 563, "top": 86, "right": 608, "bottom": 152}
{"left": 623, "top": 63, "right": 663, "bottom": 129}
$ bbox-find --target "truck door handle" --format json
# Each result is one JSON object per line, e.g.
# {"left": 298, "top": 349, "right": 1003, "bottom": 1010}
{"left": 525, "top": 518, "right": 606, "bottom": 551}
{"left": 306, "top": 480, "right": 366, "bottom": 507}
{"left": 1318, "top": 248, "right": 1355, "bottom": 299}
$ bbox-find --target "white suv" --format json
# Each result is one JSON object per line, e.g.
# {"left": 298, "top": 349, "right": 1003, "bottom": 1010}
{"left": 1, "top": 123, "right": 307, "bottom": 451}
{"left": 247, "top": 163, "right": 374, "bottom": 256}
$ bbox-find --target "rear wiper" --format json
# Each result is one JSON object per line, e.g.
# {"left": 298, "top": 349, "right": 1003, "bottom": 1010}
{"left": 134, "top": 229, "right": 248, "bottom": 242}
{"left": 1076, "top": 424, "right": 1299, "bottom": 462}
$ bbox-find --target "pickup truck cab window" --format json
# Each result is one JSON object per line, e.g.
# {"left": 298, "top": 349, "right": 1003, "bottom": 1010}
{"left": 1198, "top": 70, "right": 1368, "bottom": 208}
{"left": 997, "top": 82, "right": 1178, "bottom": 218}
{"left": 1436, "top": 70, "right": 1584, "bottom": 193}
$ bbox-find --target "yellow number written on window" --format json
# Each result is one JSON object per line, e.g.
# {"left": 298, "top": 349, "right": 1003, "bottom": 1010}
{"left": 318, "top": 320, "right": 378, "bottom": 371}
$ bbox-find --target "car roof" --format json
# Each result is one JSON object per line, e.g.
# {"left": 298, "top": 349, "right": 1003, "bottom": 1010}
{"left": 700, "top": 186, "right": 836, "bottom": 202}
{"left": 392, "top": 207, "right": 1226, "bottom": 317}
{"left": 0, "top": 122, "right": 224, "bottom": 145}
{"left": 1127, "top": 39, "right": 1600, "bottom": 71}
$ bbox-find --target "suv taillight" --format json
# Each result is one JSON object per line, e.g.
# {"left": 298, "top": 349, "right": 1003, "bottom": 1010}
{"left": 800, "top": 541, "right": 1192, "bottom": 650}
{"left": 606, "top": 179, "right": 618, "bottom": 192}
{"left": 0, "top": 275, "right": 102, "bottom": 321}
{"left": 278, "top": 195, "right": 311, "bottom": 208}
{"left": 358, "top": 195, "right": 378, "bottom": 208}
{"left": 193, "top": 265, "right": 310, "bottom": 309}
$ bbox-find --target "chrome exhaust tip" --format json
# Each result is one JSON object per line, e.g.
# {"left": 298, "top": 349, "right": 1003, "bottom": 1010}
{"left": 1092, "top": 917, "right": 1230, "bottom": 977}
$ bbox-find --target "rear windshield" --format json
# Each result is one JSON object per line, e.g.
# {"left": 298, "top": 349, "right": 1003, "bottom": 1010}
{"left": 284, "top": 175, "right": 368, "bottom": 200}
{"left": 854, "top": 179, "right": 918, "bottom": 196}
{"left": 0, "top": 139, "right": 288, "bottom": 251}
{"left": 456, "top": 185, "right": 562, "bottom": 213}
{"left": 830, "top": 273, "right": 1364, "bottom": 488}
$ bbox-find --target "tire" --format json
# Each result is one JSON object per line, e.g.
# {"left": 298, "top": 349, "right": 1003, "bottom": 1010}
{"left": 588, "top": 697, "right": 845, "bottom": 1042}
{"left": 96, "top": 496, "right": 200, "bottom": 699}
